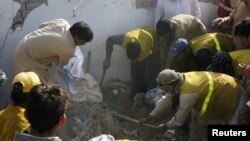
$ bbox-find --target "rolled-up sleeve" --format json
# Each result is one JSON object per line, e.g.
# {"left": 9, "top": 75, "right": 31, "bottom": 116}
{"left": 150, "top": 95, "right": 172, "bottom": 117}
{"left": 167, "top": 94, "right": 197, "bottom": 128}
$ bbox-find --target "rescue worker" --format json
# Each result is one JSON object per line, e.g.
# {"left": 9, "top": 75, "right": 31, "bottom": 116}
{"left": 0, "top": 72, "right": 41, "bottom": 141}
{"left": 156, "top": 14, "right": 207, "bottom": 68}
{"left": 207, "top": 50, "right": 250, "bottom": 78}
{"left": 140, "top": 69, "right": 243, "bottom": 141}
{"left": 207, "top": 50, "right": 250, "bottom": 126}
{"left": 212, "top": 0, "right": 250, "bottom": 50}
{"left": 102, "top": 26, "right": 161, "bottom": 94}
{"left": 14, "top": 19, "right": 93, "bottom": 83}
{"left": 211, "top": 17, "right": 250, "bottom": 122}
{"left": 167, "top": 33, "right": 235, "bottom": 72}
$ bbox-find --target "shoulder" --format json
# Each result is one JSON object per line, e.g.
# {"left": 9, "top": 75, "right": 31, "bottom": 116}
{"left": 53, "top": 19, "right": 69, "bottom": 24}
{"left": 173, "top": 14, "right": 194, "bottom": 20}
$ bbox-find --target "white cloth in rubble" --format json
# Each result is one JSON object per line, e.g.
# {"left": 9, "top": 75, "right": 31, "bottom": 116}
{"left": 88, "top": 134, "right": 115, "bottom": 141}
{"left": 145, "top": 87, "right": 164, "bottom": 106}
{"left": 63, "top": 46, "right": 84, "bottom": 79}
{"left": 52, "top": 48, "right": 102, "bottom": 103}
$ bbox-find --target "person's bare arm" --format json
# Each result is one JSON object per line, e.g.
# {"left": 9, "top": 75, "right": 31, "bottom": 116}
{"left": 106, "top": 34, "right": 124, "bottom": 59}
{"left": 103, "top": 34, "right": 125, "bottom": 69}
{"left": 166, "top": 94, "right": 197, "bottom": 128}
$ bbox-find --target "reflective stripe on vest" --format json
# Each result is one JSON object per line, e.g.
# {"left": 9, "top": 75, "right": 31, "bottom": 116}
{"left": 208, "top": 34, "right": 221, "bottom": 52}
{"left": 138, "top": 29, "right": 154, "bottom": 47}
{"left": 200, "top": 72, "right": 214, "bottom": 116}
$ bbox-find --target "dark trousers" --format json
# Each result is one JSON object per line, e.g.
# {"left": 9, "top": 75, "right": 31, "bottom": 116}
{"left": 131, "top": 51, "right": 161, "bottom": 96}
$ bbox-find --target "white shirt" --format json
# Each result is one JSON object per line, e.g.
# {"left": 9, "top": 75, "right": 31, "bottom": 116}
{"left": 14, "top": 19, "right": 75, "bottom": 83}
{"left": 154, "top": 0, "right": 201, "bottom": 26}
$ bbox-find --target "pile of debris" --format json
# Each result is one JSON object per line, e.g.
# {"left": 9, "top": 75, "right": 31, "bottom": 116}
{"left": 57, "top": 79, "right": 187, "bottom": 141}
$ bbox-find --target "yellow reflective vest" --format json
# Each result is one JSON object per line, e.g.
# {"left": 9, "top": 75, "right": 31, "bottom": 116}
{"left": 190, "top": 33, "right": 235, "bottom": 56}
{"left": 122, "top": 26, "right": 158, "bottom": 62}
{"left": 229, "top": 50, "right": 250, "bottom": 77}
{"left": 0, "top": 105, "right": 29, "bottom": 141}
{"left": 180, "top": 71, "right": 241, "bottom": 121}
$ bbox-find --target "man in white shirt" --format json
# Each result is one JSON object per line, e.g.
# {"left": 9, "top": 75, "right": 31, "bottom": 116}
{"left": 14, "top": 19, "right": 93, "bottom": 83}
{"left": 154, "top": 0, "right": 201, "bottom": 26}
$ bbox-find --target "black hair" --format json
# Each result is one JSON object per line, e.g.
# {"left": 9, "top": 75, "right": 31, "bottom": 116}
{"left": 210, "top": 51, "right": 232, "bottom": 67}
{"left": 207, "top": 51, "right": 234, "bottom": 76}
{"left": 11, "top": 82, "right": 28, "bottom": 105}
{"left": 126, "top": 41, "right": 141, "bottom": 60}
{"left": 234, "top": 18, "right": 250, "bottom": 37}
{"left": 26, "top": 84, "right": 68, "bottom": 133}
{"left": 156, "top": 17, "right": 172, "bottom": 36}
{"left": 69, "top": 21, "right": 93, "bottom": 42}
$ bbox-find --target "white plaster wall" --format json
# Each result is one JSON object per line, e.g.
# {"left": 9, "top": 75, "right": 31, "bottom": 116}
{"left": 0, "top": 0, "right": 20, "bottom": 107}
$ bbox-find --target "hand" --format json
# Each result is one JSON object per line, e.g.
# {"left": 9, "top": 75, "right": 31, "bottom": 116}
{"left": 237, "top": 63, "right": 246, "bottom": 75}
{"left": 156, "top": 123, "right": 168, "bottom": 133}
{"left": 212, "top": 17, "right": 231, "bottom": 29}
{"left": 139, "top": 115, "right": 153, "bottom": 125}
{"left": 103, "top": 58, "right": 111, "bottom": 70}
{"left": 238, "top": 104, "right": 250, "bottom": 125}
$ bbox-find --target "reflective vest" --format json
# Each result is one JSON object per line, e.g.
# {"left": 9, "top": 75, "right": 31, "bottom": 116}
{"left": 180, "top": 71, "right": 241, "bottom": 121}
{"left": 122, "top": 26, "right": 158, "bottom": 62}
{"left": 218, "top": 0, "right": 232, "bottom": 17}
{"left": 229, "top": 50, "right": 250, "bottom": 77}
{"left": 190, "top": 33, "right": 235, "bottom": 56}
{"left": 0, "top": 105, "right": 29, "bottom": 141}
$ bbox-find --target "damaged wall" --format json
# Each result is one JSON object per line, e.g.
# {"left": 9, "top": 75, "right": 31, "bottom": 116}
{"left": 10, "top": 0, "right": 155, "bottom": 30}
{"left": 11, "top": 0, "right": 48, "bottom": 30}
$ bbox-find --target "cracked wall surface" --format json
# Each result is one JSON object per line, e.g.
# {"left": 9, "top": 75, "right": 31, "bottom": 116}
{"left": 11, "top": 0, "right": 155, "bottom": 30}
{"left": 11, "top": 0, "right": 48, "bottom": 30}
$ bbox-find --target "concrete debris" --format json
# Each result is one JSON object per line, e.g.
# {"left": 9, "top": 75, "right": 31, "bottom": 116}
{"left": 57, "top": 79, "right": 188, "bottom": 141}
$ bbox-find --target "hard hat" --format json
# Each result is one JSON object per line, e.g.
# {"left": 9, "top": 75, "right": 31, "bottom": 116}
{"left": 12, "top": 72, "right": 41, "bottom": 93}
{"left": 168, "top": 38, "right": 189, "bottom": 57}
